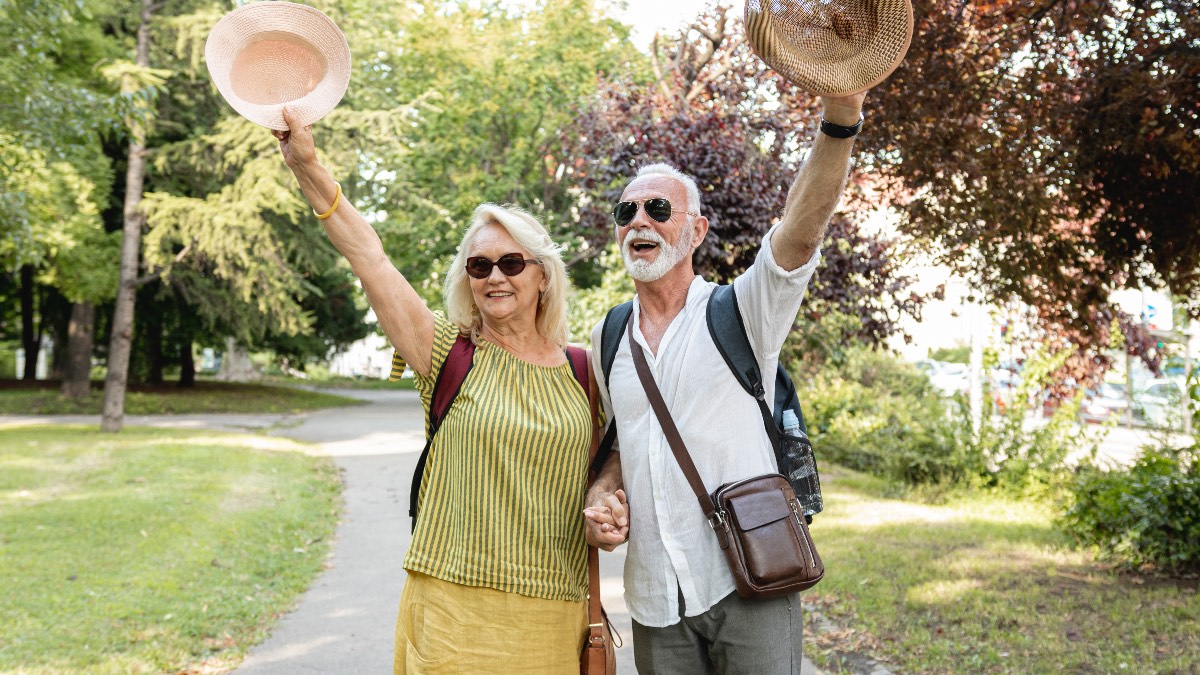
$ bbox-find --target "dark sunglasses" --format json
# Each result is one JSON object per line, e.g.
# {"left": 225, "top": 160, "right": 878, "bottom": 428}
{"left": 612, "top": 198, "right": 696, "bottom": 227}
{"left": 465, "top": 253, "right": 543, "bottom": 279}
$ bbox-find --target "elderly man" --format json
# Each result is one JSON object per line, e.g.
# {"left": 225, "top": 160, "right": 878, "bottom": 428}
{"left": 583, "top": 92, "right": 866, "bottom": 674}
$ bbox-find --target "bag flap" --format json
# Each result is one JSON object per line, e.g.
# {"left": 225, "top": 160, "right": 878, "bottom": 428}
{"left": 727, "top": 488, "right": 792, "bottom": 531}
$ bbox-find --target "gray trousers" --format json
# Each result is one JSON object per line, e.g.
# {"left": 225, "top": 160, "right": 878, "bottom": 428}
{"left": 632, "top": 588, "right": 804, "bottom": 675}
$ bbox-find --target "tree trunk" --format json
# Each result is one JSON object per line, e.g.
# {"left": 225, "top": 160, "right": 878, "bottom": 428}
{"left": 178, "top": 335, "right": 195, "bottom": 388}
{"left": 61, "top": 303, "right": 96, "bottom": 399}
{"left": 100, "top": 0, "right": 154, "bottom": 432}
{"left": 20, "top": 264, "right": 39, "bottom": 380}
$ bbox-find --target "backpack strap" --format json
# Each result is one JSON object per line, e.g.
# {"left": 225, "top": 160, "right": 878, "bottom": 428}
{"left": 591, "top": 301, "right": 634, "bottom": 473}
{"left": 564, "top": 345, "right": 589, "bottom": 395}
{"left": 600, "top": 301, "right": 634, "bottom": 385}
{"left": 410, "top": 335, "right": 476, "bottom": 531}
{"left": 705, "top": 284, "right": 783, "bottom": 453}
{"left": 706, "top": 285, "right": 761, "bottom": 398}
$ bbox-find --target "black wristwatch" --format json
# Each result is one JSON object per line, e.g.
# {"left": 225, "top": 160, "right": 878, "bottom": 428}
{"left": 819, "top": 113, "right": 864, "bottom": 139}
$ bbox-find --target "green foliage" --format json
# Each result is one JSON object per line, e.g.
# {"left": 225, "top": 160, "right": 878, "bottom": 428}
{"left": 258, "top": 265, "right": 372, "bottom": 363}
{"left": 1061, "top": 446, "right": 1200, "bottom": 573}
{"left": 965, "top": 346, "right": 1099, "bottom": 495}
{"left": 0, "top": 137, "right": 118, "bottom": 303}
{"left": 929, "top": 345, "right": 970, "bottom": 364}
{"left": 799, "top": 345, "right": 973, "bottom": 488}
{"left": 566, "top": 245, "right": 635, "bottom": 344}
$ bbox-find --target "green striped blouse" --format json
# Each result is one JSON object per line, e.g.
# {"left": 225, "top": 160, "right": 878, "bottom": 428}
{"left": 390, "top": 314, "right": 591, "bottom": 602}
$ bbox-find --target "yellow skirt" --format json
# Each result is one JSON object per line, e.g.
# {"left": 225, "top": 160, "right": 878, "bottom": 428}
{"left": 394, "top": 571, "right": 588, "bottom": 675}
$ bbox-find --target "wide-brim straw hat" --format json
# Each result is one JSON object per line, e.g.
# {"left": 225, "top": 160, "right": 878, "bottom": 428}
{"left": 205, "top": 1, "right": 350, "bottom": 131}
{"left": 745, "top": 0, "right": 914, "bottom": 96}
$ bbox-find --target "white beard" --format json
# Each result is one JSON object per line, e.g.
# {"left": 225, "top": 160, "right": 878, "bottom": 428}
{"left": 621, "top": 221, "right": 695, "bottom": 282}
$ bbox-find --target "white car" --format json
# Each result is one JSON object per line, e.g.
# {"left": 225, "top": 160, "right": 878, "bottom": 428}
{"left": 915, "top": 359, "right": 970, "bottom": 397}
{"left": 1135, "top": 378, "right": 1185, "bottom": 427}
{"left": 1081, "top": 382, "right": 1130, "bottom": 423}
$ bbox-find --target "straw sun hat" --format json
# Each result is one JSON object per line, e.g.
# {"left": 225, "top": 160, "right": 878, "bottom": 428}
{"left": 745, "top": 0, "right": 914, "bottom": 96}
{"left": 205, "top": 1, "right": 350, "bottom": 131}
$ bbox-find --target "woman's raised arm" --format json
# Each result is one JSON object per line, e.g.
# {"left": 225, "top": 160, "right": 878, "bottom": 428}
{"left": 275, "top": 107, "right": 436, "bottom": 376}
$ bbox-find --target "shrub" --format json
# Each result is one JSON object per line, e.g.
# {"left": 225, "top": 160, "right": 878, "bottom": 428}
{"left": 961, "top": 345, "right": 1100, "bottom": 496}
{"left": 1060, "top": 446, "right": 1200, "bottom": 573}
{"left": 798, "top": 346, "right": 977, "bottom": 487}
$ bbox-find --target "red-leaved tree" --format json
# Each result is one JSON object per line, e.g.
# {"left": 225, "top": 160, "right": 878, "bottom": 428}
{"left": 557, "top": 6, "right": 936, "bottom": 352}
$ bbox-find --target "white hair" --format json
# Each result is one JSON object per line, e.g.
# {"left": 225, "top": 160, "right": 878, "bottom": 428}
{"left": 444, "top": 203, "right": 570, "bottom": 347}
{"left": 635, "top": 162, "right": 702, "bottom": 215}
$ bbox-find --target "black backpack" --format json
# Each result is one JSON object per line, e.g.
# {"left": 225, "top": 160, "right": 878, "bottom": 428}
{"left": 409, "top": 336, "right": 590, "bottom": 531}
{"left": 593, "top": 285, "right": 823, "bottom": 521}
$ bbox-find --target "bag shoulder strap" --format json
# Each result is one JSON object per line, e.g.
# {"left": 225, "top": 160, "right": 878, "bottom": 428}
{"left": 410, "top": 335, "right": 476, "bottom": 530}
{"left": 625, "top": 318, "right": 719, "bottom": 518}
{"left": 706, "top": 284, "right": 762, "bottom": 397}
{"left": 564, "top": 345, "right": 589, "bottom": 394}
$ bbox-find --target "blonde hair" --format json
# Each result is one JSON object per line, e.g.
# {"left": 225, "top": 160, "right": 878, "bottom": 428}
{"left": 444, "top": 203, "right": 570, "bottom": 347}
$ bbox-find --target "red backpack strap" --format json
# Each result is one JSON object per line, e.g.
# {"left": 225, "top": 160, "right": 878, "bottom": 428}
{"left": 411, "top": 335, "right": 476, "bottom": 529}
{"left": 429, "top": 336, "right": 476, "bottom": 429}
{"left": 564, "top": 346, "right": 589, "bottom": 396}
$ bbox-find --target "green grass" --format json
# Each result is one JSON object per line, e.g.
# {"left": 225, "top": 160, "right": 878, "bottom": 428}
{"left": 807, "top": 466, "right": 1200, "bottom": 674}
{"left": 0, "top": 380, "right": 363, "bottom": 415}
{"left": 0, "top": 425, "right": 342, "bottom": 674}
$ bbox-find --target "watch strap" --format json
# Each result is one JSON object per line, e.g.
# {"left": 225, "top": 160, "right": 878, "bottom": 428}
{"left": 819, "top": 113, "right": 864, "bottom": 139}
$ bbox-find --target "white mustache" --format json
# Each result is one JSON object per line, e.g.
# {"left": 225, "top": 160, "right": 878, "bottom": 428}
{"left": 622, "top": 229, "right": 667, "bottom": 254}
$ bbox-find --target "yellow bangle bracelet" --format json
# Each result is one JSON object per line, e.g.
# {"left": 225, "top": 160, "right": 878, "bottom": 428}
{"left": 314, "top": 182, "right": 342, "bottom": 220}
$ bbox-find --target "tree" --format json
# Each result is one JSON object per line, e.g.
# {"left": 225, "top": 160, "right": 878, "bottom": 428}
{"left": 0, "top": 0, "right": 124, "bottom": 392}
{"left": 862, "top": 0, "right": 1198, "bottom": 382}
{"left": 331, "top": 0, "right": 637, "bottom": 302}
{"left": 102, "top": 0, "right": 166, "bottom": 431}
{"left": 558, "top": 6, "right": 936, "bottom": 350}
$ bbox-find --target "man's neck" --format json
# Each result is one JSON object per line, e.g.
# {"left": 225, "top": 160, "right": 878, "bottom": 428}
{"left": 633, "top": 267, "right": 696, "bottom": 353}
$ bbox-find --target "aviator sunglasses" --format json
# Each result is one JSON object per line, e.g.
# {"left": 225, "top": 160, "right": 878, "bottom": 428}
{"left": 465, "top": 253, "right": 543, "bottom": 279}
{"left": 612, "top": 198, "right": 697, "bottom": 227}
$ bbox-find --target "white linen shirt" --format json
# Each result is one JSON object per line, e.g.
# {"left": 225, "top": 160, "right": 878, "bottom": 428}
{"left": 590, "top": 231, "right": 820, "bottom": 628}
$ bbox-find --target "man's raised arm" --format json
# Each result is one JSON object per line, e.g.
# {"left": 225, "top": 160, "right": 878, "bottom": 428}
{"left": 770, "top": 93, "right": 867, "bottom": 271}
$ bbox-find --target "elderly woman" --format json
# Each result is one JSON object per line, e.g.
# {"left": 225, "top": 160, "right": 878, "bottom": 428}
{"left": 274, "top": 108, "right": 619, "bottom": 673}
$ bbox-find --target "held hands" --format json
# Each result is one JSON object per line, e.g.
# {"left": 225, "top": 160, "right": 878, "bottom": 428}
{"left": 583, "top": 489, "right": 629, "bottom": 552}
{"left": 272, "top": 107, "right": 318, "bottom": 171}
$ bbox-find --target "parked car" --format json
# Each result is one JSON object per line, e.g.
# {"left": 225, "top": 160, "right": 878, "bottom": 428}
{"left": 1081, "top": 382, "right": 1130, "bottom": 423}
{"left": 915, "top": 359, "right": 970, "bottom": 397}
{"left": 1135, "top": 377, "right": 1185, "bottom": 428}
{"left": 990, "top": 368, "right": 1021, "bottom": 413}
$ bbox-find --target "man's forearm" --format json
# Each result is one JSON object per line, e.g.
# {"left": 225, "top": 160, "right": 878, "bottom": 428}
{"left": 772, "top": 133, "right": 855, "bottom": 270}
{"left": 586, "top": 450, "right": 622, "bottom": 507}
{"left": 771, "top": 99, "right": 863, "bottom": 271}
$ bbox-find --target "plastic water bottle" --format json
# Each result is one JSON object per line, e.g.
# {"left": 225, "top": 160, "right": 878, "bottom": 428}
{"left": 780, "top": 409, "right": 823, "bottom": 517}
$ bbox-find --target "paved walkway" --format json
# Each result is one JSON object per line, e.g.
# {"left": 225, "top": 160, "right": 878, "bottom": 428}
{"left": 11, "top": 390, "right": 820, "bottom": 673}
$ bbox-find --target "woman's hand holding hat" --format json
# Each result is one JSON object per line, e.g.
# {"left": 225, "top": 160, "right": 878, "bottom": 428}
{"left": 273, "top": 107, "right": 318, "bottom": 171}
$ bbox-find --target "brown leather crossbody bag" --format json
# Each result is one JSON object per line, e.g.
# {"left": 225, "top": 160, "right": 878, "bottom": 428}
{"left": 628, "top": 320, "right": 823, "bottom": 599}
